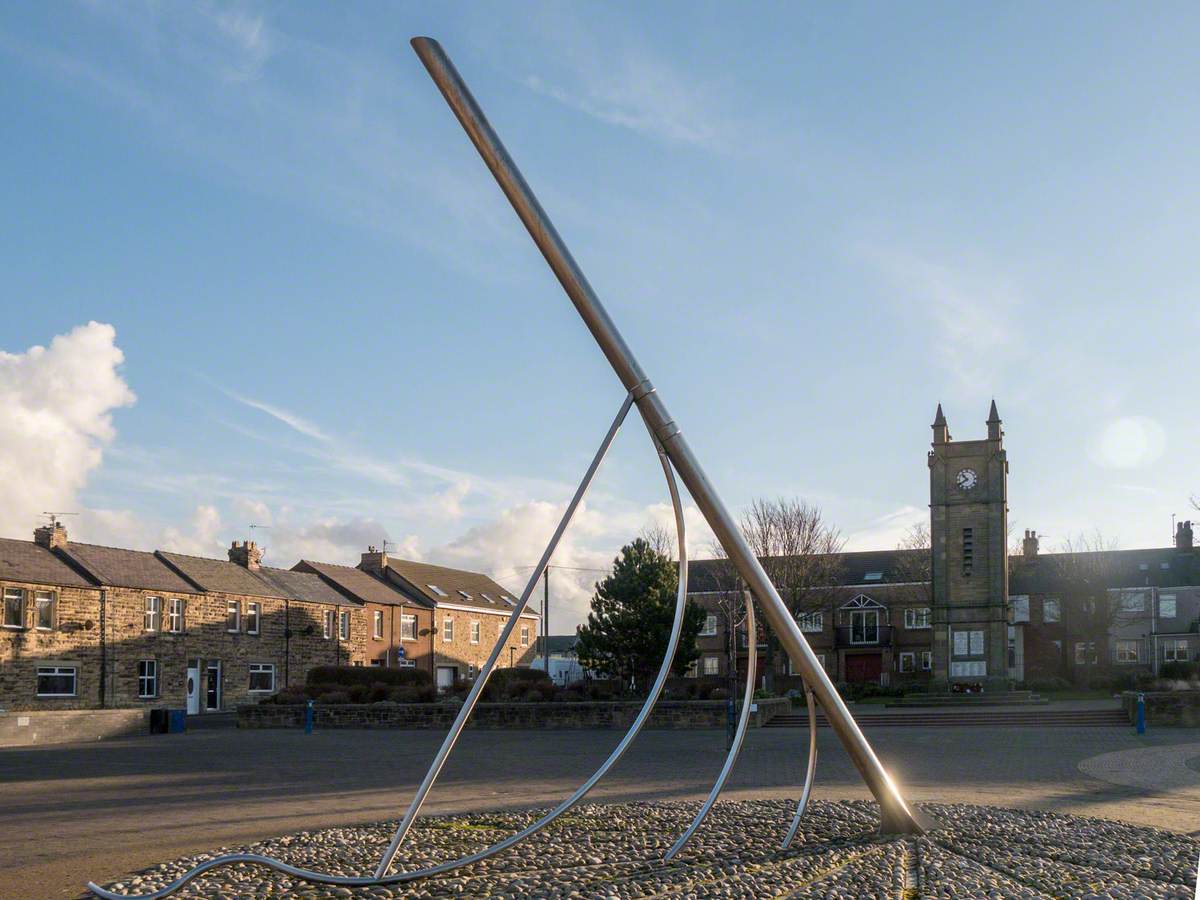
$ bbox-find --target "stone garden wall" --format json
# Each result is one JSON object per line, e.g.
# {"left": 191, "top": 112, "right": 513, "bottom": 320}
{"left": 239, "top": 697, "right": 791, "bottom": 730}
{"left": 1121, "top": 690, "right": 1200, "bottom": 726}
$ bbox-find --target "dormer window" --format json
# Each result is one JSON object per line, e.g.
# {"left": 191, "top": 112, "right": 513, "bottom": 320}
{"left": 501, "top": 595, "right": 516, "bottom": 607}
{"left": 481, "top": 593, "right": 494, "bottom": 603}
{"left": 458, "top": 590, "right": 472, "bottom": 600}
{"left": 863, "top": 572, "right": 883, "bottom": 582}
{"left": 426, "top": 584, "right": 449, "bottom": 597}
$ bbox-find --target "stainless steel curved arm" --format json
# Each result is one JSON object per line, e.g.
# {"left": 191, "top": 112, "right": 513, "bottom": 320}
{"left": 663, "top": 594, "right": 756, "bottom": 860}
{"left": 374, "top": 390, "right": 633, "bottom": 876}
{"left": 781, "top": 684, "right": 818, "bottom": 849}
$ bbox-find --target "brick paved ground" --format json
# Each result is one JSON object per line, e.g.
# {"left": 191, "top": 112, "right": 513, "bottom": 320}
{"left": 3, "top": 723, "right": 1198, "bottom": 899}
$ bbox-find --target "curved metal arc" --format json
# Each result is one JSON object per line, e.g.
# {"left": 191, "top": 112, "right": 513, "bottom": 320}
{"left": 87, "top": 409, "right": 692, "bottom": 900}
{"left": 781, "top": 685, "right": 818, "bottom": 849}
{"left": 374, "top": 390, "right": 634, "bottom": 877}
{"left": 664, "top": 592, "right": 756, "bottom": 860}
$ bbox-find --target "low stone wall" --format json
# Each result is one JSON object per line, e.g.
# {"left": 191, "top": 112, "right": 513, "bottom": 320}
{"left": 1121, "top": 691, "right": 1200, "bottom": 726}
{"left": 239, "top": 697, "right": 791, "bottom": 730}
{"left": 0, "top": 708, "right": 147, "bottom": 747}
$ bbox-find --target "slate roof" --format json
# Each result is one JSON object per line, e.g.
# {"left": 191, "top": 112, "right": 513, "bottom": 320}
{"left": 296, "top": 559, "right": 429, "bottom": 608}
{"left": 158, "top": 551, "right": 357, "bottom": 606}
{"left": 688, "top": 549, "right": 924, "bottom": 594}
{"left": 1009, "top": 547, "right": 1200, "bottom": 594}
{"left": 62, "top": 543, "right": 199, "bottom": 594}
{"left": 544, "top": 634, "right": 578, "bottom": 655}
{"left": 256, "top": 567, "right": 359, "bottom": 607}
{"left": 380, "top": 558, "right": 538, "bottom": 616}
{"left": 0, "top": 537, "right": 95, "bottom": 588}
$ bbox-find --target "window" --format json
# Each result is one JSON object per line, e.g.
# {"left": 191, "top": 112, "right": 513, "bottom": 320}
{"left": 1117, "top": 590, "right": 1146, "bottom": 614}
{"left": 1160, "top": 562, "right": 1170, "bottom": 570}
{"left": 703, "top": 656, "right": 720, "bottom": 676}
{"left": 1042, "top": 598, "right": 1061, "bottom": 624}
{"left": 468, "top": 664, "right": 476, "bottom": 678}
{"left": 3, "top": 587, "right": 23, "bottom": 628}
{"left": 397, "top": 653, "right": 415, "bottom": 668}
{"left": 849, "top": 609, "right": 879, "bottom": 643}
{"left": 138, "top": 660, "right": 158, "bottom": 698}
{"left": 1074, "top": 641, "right": 1097, "bottom": 665}
{"left": 226, "top": 600, "right": 240, "bottom": 633}
{"left": 36, "top": 666, "right": 77, "bottom": 696}
{"left": 480, "top": 593, "right": 494, "bottom": 604}
{"left": 1163, "top": 639, "right": 1189, "bottom": 662}
{"left": 797, "top": 612, "right": 823, "bottom": 633}
{"left": 899, "top": 652, "right": 915, "bottom": 673}
{"left": 863, "top": 571, "right": 884, "bottom": 582}
{"left": 470, "top": 621, "right": 481, "bottom": 644}
{"left": 246, "top": 602, "right": 260, "bottom": 635}
{"left": 1009, "top": 596, "right": 1029, "bottom": 624}
{"left": 500, "top": 595, "right": 516, "bottom": 607}
{"left": 401, "top": 614, "right": 417, "bottom": 640}
{"left": 1115, "top": 640, "right": 1140, "bottom": 664}
{"left": 817, "top": 653, "right": 826, "bottom": 671}
{"left": 921, "top": 651, "right": 932, "bottom": 671}
{"left": 145, "top": 596, "right": 162, "bottom": 632}
{"left": 426, "top": 584, "right": 449, "bottom": 597}
{"left": 1159, "top": 595, "right": 1177, "bottom": 619}
{"left": 952, "top": 630, "right": 984, "bottom": 657}
{"left": 950, "top": 661, "right": 986, "bottom": 677}
{"left": 370, "top": 659, "right": 384, "bottom": 667}
{"left": 685, "top": 659, "right": 699, "bottom": 678}
{"left": 373, "top": 610, "right": 384, "bottom": 639}
{"left": 520, "top": 624, "right": 530, "bottom": 646}
{"left": 700, "top": 614, "right": 719, "bottom": 636}
{"left": 34, "top": 591, "right": 55, "bottom": 630}
{"left": 168, "top": 598, "right": 185, "bottom": 633}
{"left": 339, "top": 610, "right": 350, "bottom": 641}
{"left": 323, "top": 610, "right": 335, "bottom": 640}
{"left": 248, "top": 663, "right": 275, "bottom": 692}
{"left": 962, "top": 528, "right": 974, "bottom": 576}
{"left": 442, "top": 617, "right": 454, "bottom": 642}
{"left": 904, "top": 608, "right": 931, "bottom": 629}
{"left": 458, "top": 590, "right": 472, "bottom": 600}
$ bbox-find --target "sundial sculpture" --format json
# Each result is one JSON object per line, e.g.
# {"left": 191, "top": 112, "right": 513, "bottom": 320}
{"left": 87, "top": 36, "right": 925, "bottom": 900}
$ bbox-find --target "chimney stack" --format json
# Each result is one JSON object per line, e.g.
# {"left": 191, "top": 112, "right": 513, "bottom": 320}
{"left": 1176, "top": 520, "right": 1194, "bottom": 552}
{"left": 360, "top": 545, "right": 389, "bottom": 575}
{"left": 228, "top": 540, "right": 263, "bottom": 570}
{"left": 1022, "top": 529, "right": 1039, "bottom": 561}
{"left": 34, "top": 521, "right": 69, "bottom": 550}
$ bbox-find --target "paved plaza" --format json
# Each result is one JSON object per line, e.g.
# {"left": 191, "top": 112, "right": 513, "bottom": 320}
{"left": 3, "top": 722, "right": 1199, "bottom": 898}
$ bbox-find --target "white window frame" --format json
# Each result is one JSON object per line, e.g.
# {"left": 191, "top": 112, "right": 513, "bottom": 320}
{"left": 1042, "top": 598, "right": 1061, "bottom": 624}
{"left": 520, "top": 624, "right": 530, "bottom": 646}
{"left": 339, "top": 610, "right": 350, "bottom": 641}
{"left": 1159, "top": 595, "right": 1177, "bottom": 619}
{"left": 1009, "top": 596, "right": 1029, "bottom": 624}
{"left": 1116, "top": 590, "right": 1147, "bottom": 614}
{"left": 921, "top": 651, "right": 932, "bottom": 671}
{"left": 246, "top": 601, "right": 261, "bottom": 636}
{"left": 34, "top": 590, "right": 55, "bottom": 631}
{"left": 138, "top": 659, "right": 158, "bottom": 698}
{"left": 470, "top": 620, "right": 481, "bottom": 645}
{"left": 248, "top": 663, "right": 275, "bottom": 693}
{"left": 685, "top": 659, "right": 699, "bottom": 678}
{"left": 849, "top": 609, "right": 880, "bottom": 644}
{"left": 323, "top": 610, "right": 334, "bottom": 640}
{"left": 1074, "top": 641, "right": 1097, "bottom": 665}
{"left": 226, "top": 599, "right": 240, "bottom": 633}
{"left": 400, "top": 613, "right": 417, "bottom": 641}
{"left": 899, "top": 652, "right": 915, "bottom": 673}
{"left": 3, "top": 587, "right": 23, "bottom": 629}
{"left": 426, "top": 584, "right": 449, "bottom": 597}
{"left": 1114, "top": 640, "right": 1140, "bottom": 664}
{"left": 1163, "top": 639, "right": 1189, "bottom": 662}
{"left": 703, "top": 656, "right": 720, "bottom": 676}
{"left": 373, "top": 610, "right": 384, "bottom": 640}
{"left": 36, "top": 665, "right": 77, "bottom": 697}
{"left": 145, "top": 596, "right": 162, "bottom": 632}
{"left": 700, "top": 614, "right": 719, "bottom": 637}
{"left": 797, "top": 611, "right": 823, "bottom": 633}
{"left": 442, "top": 617, "right": 454, "bottom": 642}
{"left": 168, "top": 598, "right": 185, "bottom": 633}
{"left": 904, "top": 607, "right": 931, "bottom": 629}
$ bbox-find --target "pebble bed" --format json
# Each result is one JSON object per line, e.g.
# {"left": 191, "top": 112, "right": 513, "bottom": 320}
{"left": 94, "top": 800, "right": 1199, "bottom": 899}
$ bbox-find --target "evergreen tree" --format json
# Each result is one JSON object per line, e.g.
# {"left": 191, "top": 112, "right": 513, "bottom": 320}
{"left": 575, "top": 537, "right": 705, "bottom": 692}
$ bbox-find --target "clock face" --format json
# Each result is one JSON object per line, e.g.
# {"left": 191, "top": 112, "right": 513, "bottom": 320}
{"left": 956, "top": 468, "right": 979, "bottom": 491}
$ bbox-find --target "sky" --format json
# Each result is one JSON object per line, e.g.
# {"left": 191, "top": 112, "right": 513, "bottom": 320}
{"left": 2, "top": 2, "right": 1199, "bottom": 631}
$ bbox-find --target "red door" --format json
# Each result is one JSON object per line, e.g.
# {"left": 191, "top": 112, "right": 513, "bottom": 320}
{"left": 844, "top": 653, "right": 883, "bottom": 684}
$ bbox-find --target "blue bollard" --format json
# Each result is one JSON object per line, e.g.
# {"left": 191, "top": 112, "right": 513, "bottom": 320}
{"left": 305, "top": 699, "right": 314, "bottom": 735}
{"left": 1135, "top": 692, "right": 1145, "bottom": 735}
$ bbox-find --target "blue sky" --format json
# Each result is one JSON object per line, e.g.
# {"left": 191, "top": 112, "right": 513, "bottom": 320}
{"left": 2, "top": 2, "right": 1198, "bottom": 627}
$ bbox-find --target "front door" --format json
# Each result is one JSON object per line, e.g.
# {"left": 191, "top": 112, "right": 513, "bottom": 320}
{"left": 205, "top": 661, "right": 221, "bottom": 711}
{"left": 845, "top": 653, "right": 883, "bottom": 684}
{"left": 436, "top": 666, "right": 457, "bottom": 693}
{"left": 186, "top": 666, "right": 200, "bottom": 715}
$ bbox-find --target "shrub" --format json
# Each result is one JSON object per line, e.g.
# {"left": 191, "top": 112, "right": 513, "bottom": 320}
{"left": 709, "top": 688, "right": 730, "bottom": 700}
{"left": 306, "top": 665, "right": 432, "bottom": 688}
{"left": 316, "top": 690, "right": 350, "bottom": 704}
{"left": 1160, "top": 661, "right": 1199, "bottom": 680}
{"left": 1026, "top": 676, "right": 1071, "bottom": 693}
{"left": 390, "top": 684, "right": 436, "bottom": 703}
{"left": 347, "top": 684, "right": 372, "bottom": 703}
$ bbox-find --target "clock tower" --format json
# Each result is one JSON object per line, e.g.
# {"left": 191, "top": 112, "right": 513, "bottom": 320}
{"left": 928, "top": 401, "right": 1009, "bottom": 690}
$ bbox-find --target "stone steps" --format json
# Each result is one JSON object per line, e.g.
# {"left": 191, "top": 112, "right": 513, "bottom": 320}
{"left": 765, "top": 709, "right": 1128, "bottom": 728}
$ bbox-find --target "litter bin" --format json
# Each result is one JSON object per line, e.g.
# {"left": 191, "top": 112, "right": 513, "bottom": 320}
{"left": 168, "top": 709, "right": 187, "bottom": 733}
{"left": 149, "top": 708, "right": 169, "bottom": 734}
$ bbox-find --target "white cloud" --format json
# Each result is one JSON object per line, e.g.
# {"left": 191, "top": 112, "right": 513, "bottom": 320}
{"left": 228, "top": 392, "right": 329, "bottom": 441}
{"left": 0, "top": 322, "right": 135, "bottom": 539}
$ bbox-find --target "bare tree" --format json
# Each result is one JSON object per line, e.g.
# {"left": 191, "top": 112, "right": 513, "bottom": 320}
{"left": 891, "top": 522, "right": 933, "bottom": 608}
{"left": 640, "top": 522, "right": 676, "bottom": 560}
{"left": 737, "top": 498, "right": 844, "bottom": 691}
{"left": 1050, "top": 531, "right": 1133, "bottom": 674}
{"left": 704, "top": 539, "right": 748, "bottom": 700}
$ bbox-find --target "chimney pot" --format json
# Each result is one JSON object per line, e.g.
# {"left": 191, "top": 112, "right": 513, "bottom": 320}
{"left": 34, "top": 521, "right": 69, "bottom": 550}
{"left": 1022, "top": 530, "right": 1039, "bottom": 561}
{"left": 1176, "top": 520, "right": 1194, "bottom": 552}
{"left": 228, "top": 539, "right": 263, "bottom": 570}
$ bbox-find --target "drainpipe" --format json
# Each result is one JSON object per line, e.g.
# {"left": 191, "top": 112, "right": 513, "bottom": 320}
{"left": 284, "top": 598, "right": 291, "bottom": 687}
{"left": 98, "top": 589, "right": 107, "bottom": 708}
